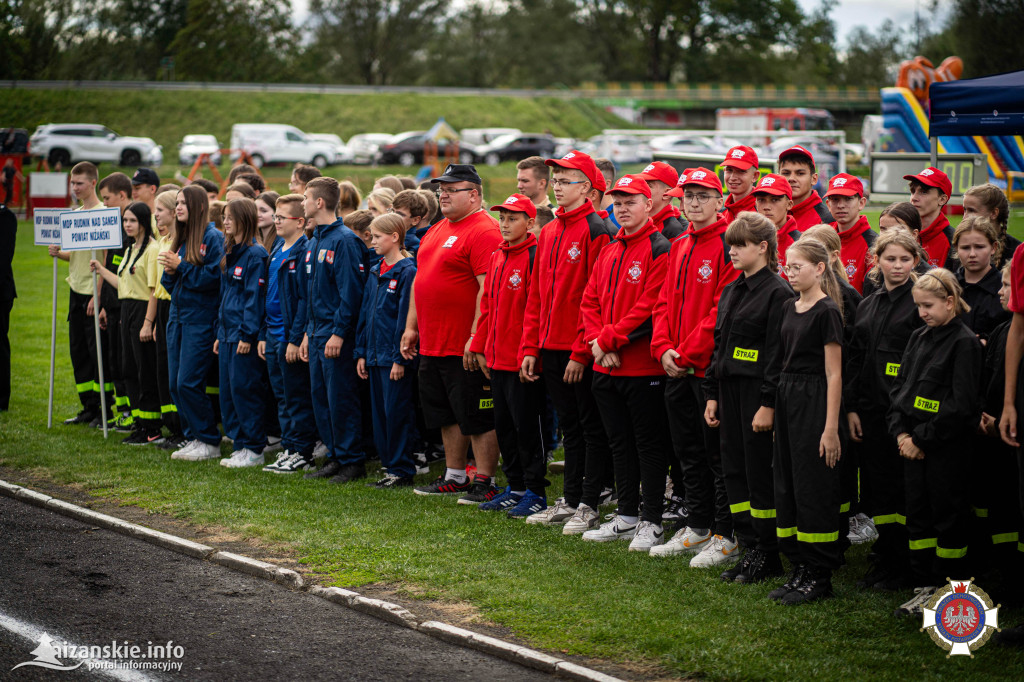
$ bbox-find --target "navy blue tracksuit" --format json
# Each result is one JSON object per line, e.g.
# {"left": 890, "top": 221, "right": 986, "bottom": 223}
{"left": 264, "top": 235, "right": 317, "bottom": 456}
{"left": 355, "top": 257, "right": 417, "bottom": 478}
{"left": 218, "top": 240, "right": 268, "bottom": 452}
{"left": 305, "top": 219, "right": 367, "bottom": 465}
{"left": 162, "top": 224, "right": 224, "bottom": 446}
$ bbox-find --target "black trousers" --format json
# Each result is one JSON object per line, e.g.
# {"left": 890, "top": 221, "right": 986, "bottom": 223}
{"left": 491, "top": 369, "right": 549, "bottom": 496}
{"left": 120, "top": 299, "right": 161, "bottom": 431}
{"left": 541, "top": 349, "right": 612, "bottom": 509}
{"left": 104, "top": 304, "right": 127, "bottom": 413}
{"left": 665, "top": 375, "right": 730, "bottom": 535}
{"left": 858, "top": 410, "right": 909, "bottom": 567}
{"left": 904, "top": 435, "right": 973, "bottom": 585}
{"left": 592, "top": 372, "right": 668, "bottom": 524}
{"left": 0, "top": 297, "right": 11, "bottom": 410}
{"left": 68, "top": 289, "right": 110, "bottom": 414}
{"left": 774, "top": 373, "right": 843, "bottom": 572}
{"left": 719, "top": 377, "right": 777, "bottom": 552}
{"left": 154, "top": 299, "right": 181, "bottom": 435}
{"left": 971, "top": 434, "right": 1023, "bottom": 577}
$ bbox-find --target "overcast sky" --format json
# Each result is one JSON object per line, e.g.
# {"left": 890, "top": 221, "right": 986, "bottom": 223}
{"left": 290, "top": 0, "right": 946, "bottom": 46}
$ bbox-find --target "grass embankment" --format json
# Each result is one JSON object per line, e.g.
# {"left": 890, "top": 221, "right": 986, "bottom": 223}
{"left": 4, "top": 218, "right": 1024, "bottom": 680}
{"left": 1, "top": 88, "right": 626, "bottom": 155}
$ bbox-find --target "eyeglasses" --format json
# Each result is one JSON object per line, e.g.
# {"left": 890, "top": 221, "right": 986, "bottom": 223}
{"left": 273, "top": 214, "right": 303, "bottom": 222}
{"left": 550, "top": 178, "right": 587, "bottom": 188}
{"left": 683, "top": 193, "right": 715, "bottom": 204}
{"left": 435, "top": 186, "right": 475, "bottom": 197}
{"left": 782, "top": 263, "right": 805, "bottom": 276}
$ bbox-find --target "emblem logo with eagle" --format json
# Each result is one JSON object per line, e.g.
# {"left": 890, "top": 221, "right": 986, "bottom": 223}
{"left": 922, "top": 578, "right": 999, "bottom": 656}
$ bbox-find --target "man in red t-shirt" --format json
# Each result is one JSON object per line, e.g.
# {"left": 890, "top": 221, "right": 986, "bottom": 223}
{"left": 401, "top": 164, "right": 502, "bottom": 502}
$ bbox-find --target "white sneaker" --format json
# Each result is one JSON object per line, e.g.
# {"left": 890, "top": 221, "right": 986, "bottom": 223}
{"left": 650, "top": 526, "right": 711, "bottom": 556}
{"left": 170, "top": 439, "right": 200, "bottom": 459}
{"left": 265, "top": 436, "right": 283, "bottom": 454}
{"left": 689, "top": 534, "right": 739, "bottom": 567}
{"left": 562, "top": 504, "right": 600, "bottom": 535}
{"left": 220, "top": 450, "right": 241, "bottom": 467}
{"left": 313, "top": 441, "right": 328, "bottom": 459}
{"left": 895, "top": 586, "right": 937, "bottom": 617}
{"left": 848, "top": 513, "right": 879, "bottom": 545}
{"left": 223, "top": 448, "right": 264, "bottom": 468}
{"left": 628, "top": 521, "right": 665, "bottom": 552}
{"left": 525, "top": 498, "right": 576, "bottom": 525}
{"left": 177, "top": 440, "right": 221, "bottom": 461}
{"left": 263, "top": 449, "right": 293, "bottom": 472}
{"left": 582, "top": 515, "right": 638, "bottom": 542}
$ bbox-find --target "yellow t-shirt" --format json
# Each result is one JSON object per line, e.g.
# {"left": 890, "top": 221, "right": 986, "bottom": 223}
{"left": 154, "top": 234, "right": 172, "bottom": 301}
{"left": 116, "top": 238, "right": 160, "bottom": 302}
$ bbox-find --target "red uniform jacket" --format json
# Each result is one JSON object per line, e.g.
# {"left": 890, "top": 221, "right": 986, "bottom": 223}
{"left": 723, "top": 191, "right": 756, "bottom": 224}
{"left": 651, "top": 203, "right": 686, "bottom": 240}
{"left": 777, "top": 215, "right": 803, "bottom": 276}
{"left": 919, "top": 213, "right": 956, "bottom": 270}
{"left": 579, "top": 220, "right": 670, "bottom": 376}
{"left": 520, "top": 200, "right": 615, "bottom": 363}
{"left": 651, "top": 215, "right": 739, "bottom": 377}
{"left": 790, "top": 191, "right": 833, "bottom": 231}
{"left": 471, "top": 234, "right": 538, "bottom": 372}
{"left": 833, "top": 215, "right": 877, "bottom": 294}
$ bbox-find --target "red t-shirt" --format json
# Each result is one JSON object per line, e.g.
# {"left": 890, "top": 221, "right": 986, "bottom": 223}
{"left": 379, "top": 260, "right": 394, "bottom": 276}
{"left": 414, "top": 210, "right": 501, "bottom": 357}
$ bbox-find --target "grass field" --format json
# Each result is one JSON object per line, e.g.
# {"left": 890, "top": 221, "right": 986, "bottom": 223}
{"left": 1, "top": 88, "right": 627, "bottom": 159}
{"left": 3, "top": 216, "right": 1024, "bottom": 681}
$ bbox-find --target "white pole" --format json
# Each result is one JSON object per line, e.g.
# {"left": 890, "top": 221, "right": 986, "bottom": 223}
{"left": 92, "top": 249, "right": 108, "bottom": 438}
{"left": 47, "top": 255, "right": 57, "bottom": 428}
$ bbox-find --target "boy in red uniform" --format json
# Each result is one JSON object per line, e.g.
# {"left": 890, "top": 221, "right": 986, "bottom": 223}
{"left": 753, "top": 173, "right": 802, "bottom": 273}
{"left": 639, "top": 161, "right": 685, "bottom": 239}
{"left": 721, "top": 146, "right": 760, "bottom": 222}
{"left": 650, "top": 167, "right": 740, "bottom": 566}
{"left": 778, "top": 146, "right": 833, "bottom": 231}
{"left": 904, "top": 167, "right": 955, "bottom": 269}
{"left": 825, "top": 173, "right": 876, "bottom": 294}
{"left": 577, "top": 175, "right": 671, "bottom": 551}
{"left": 471, "top": 194, "right": 549, "bottom": 518}
{"left": 520, "top": 150, "right": 616, "bottom": 530}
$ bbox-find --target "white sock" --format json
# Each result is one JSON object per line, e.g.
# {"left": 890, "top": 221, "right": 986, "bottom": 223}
{"left": 512, "top": 490, "right": 526, "bottom": 496}
{"left": 619, "top": 515, "right": 639, "bottom": 525}
{"left": 446, "top": 468, "right": 467, "bottom": 483}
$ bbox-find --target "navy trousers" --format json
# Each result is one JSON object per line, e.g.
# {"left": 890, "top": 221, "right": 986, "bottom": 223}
{"left": 167, "top": 317, "right": 219, "bottom": 445}
{"left": 219, "top": 341, "right": 266, "bottom": 452}
{"left": 309, "top": 334, "right": 364, "bottom": 465}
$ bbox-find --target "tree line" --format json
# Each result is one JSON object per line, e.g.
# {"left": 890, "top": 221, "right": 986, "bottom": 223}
{"left": 1, "top": 0, "right": 1020, "bottom": 87}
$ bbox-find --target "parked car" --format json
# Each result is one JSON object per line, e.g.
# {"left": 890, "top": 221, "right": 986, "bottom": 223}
{"left": 178, "top": 134, "right": 222, "bottom": 166}
{"left": 229, "top": 123, "right": 337, "bottom": 168}
{"left": 375, "top": 131, "right": 470, "bottom": 167}
{"left": 648, "top": 134, "right": 742, "bottom": 156}
{"left": 587, "top": 134, "right": 650, "bottom": 165}
{"left": 308, "top": 133, "right": 348, "bottom": 164}
{"left": 459, "top": 127, "right": 521, "bottom": 147}
{"left": 470, "top": 133, "right": 556, "bottom": 166}
{"left": 347, "top": 133, "right": 392, "bottom": 165}
{"left": 29, "top": 123, "right": 163, "bottom": 168}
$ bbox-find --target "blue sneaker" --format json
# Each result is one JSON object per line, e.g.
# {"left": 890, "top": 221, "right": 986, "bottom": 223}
{"left": 478, "top": 487, "right": 521, "bottom": 511}
{"left": 507, "top": 491, "right": 547, "bottom": 518}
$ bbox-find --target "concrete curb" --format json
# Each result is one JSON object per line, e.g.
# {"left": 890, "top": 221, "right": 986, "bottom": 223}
{"left": 0, "top": 479, "right": 626, "bottom": 682}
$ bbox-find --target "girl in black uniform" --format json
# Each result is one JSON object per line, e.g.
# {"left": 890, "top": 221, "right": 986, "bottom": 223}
{"left": 768, "top": 239, "right": 845, "bottom": 605}
{"left": 705, "top": 213, "right": 794, "bottom": 584}
{"left": 846, "top": 230, "right": 924, "bottom": 590}
{"left": 863, "top": 203, "right": 930, "bottom": 297}
{"left": 953, "top": 215, "right": 1009, "bottom": 341}
{"left": 888, "top": 268, "right": 983, "bottom": 617}
{"left": 963, "top": 183, "right": 1018, "bottom": 269}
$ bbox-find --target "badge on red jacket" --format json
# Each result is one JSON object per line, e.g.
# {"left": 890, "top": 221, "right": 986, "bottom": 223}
{"left": 508, "top": 270, "right": 523, "bottom": 290}
{"left": 627, "top": 261, "right": 643, "bottom": 283}
{"left": 567, "top": 242, "right": 581, "bottom": 263}
{"left": 698, "top": 260, "right": 713, "bottom": 282}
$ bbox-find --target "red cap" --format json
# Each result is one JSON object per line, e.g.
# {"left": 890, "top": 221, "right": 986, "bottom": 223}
{"left": 608, "top": 174, "right": 652, "bottom": 198}
{"left": 639, "top": 161, "right": 679, "bottom": 189}
{"left": 721, "top": 145, "right": 759, "bottom": 170}
{"left": 778, "top": 145, "right": 815, "bottom": 168}
{"left": 677, "top": 167, "right": 723, "bottom": 195}
{"left": 489, "top": 193, "right": 537, "bottom": 218}
{"left": 751, "top": 173, "right": 793, "bottom": 199}
{"left": 824, "top": 173, "right": 865, "bottom": 198}
{"left": 665, "top": 167, "right": 695, "bottom": 198}
{"left": 903, "top": 167, "right": 952, "bottom": 196}
{"left": 546, "top": 150, "right": 601, "bottom": 190}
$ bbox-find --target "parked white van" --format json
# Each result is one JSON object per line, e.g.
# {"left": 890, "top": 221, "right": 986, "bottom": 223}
{"left": 229, "top": 124, "right": 337, "bottom": 168}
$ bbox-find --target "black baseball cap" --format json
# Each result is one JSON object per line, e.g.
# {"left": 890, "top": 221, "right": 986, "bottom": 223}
{"left": 132, "top": 168, "right": 160, "bottom": 186}
{"left": 432, "top": 163, "right": 482, "bottom": 185}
